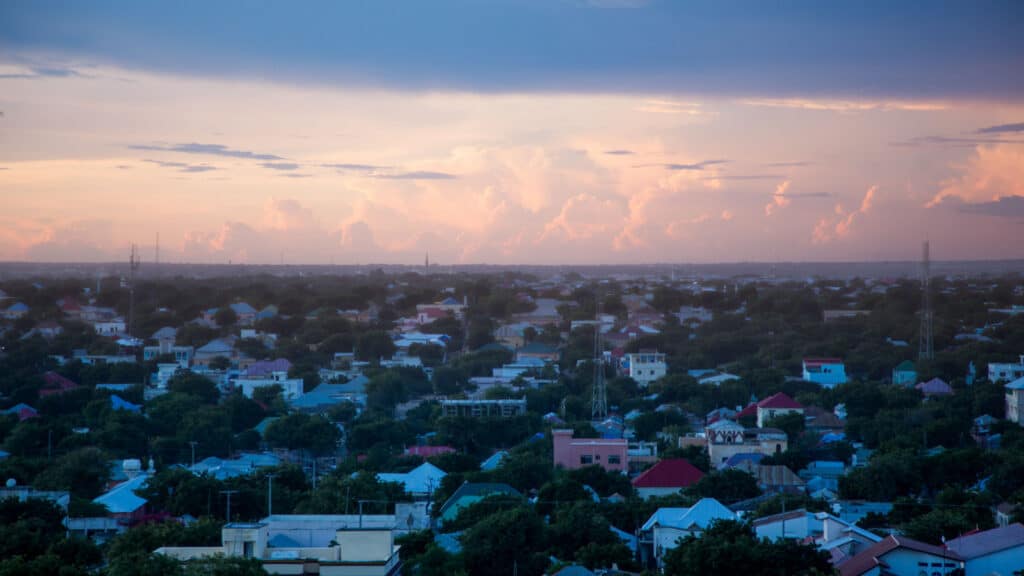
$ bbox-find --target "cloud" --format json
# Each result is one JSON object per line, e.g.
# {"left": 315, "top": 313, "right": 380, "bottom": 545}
{"left": 927, "top": 145, "right": 1024, "bottom": 207}
{"left": 129, "top": 142, "right": 284, "bottom": 160}
{"left": 371, "top": 170, "right": 457, "bottom": 180}
{"left": 282, "top": 173, "right": 312, "bottom": 178}
{"left": 813, "top": 185, "right": 878, "bottom": 243}
{"left": 976, "top": 122, "right": 1024, "bottom": 134}
{"left": 720, "top": 210, "right": 734, "bottom": 221}
{"left": 634, "top": 100, "right": 710, "bottom": 116}
{"left": 636, "top": 159, "right": 728, "bottom": 171}
{"left": 764, "top": 180, "right": 792, "bottom": 215}
{"left": 893, "top": 135, "right": 1024, "bottom": 148}
{"left": 764, "top": 161, "right": 814, "bottom": 167}
{"left": 740, "top": 98, "right": 947, "bottom": 112}
{"left": 603, "top": 149, "right": 634, "bottom": 155}
{"left": 322, "top": 163, "right": 390, "bottom": 171}
{"left": 703, "top": 173, "right": 784, "bottom": 181}
{"left": 143, "top": 158, "right": 217, "bottom": 173}
{"left": 260, "top": 162, "right": 300, "bottom": 171}
{"left": 0, "top": 66, "right": 87, "bottom": 79}
{"left": 939, "top": 195, "right": 1024, "bottom": 218}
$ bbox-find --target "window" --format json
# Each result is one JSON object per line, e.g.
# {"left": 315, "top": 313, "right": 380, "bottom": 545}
{"left": 608, "top": 455, "right": 621, "bottom": 465}
{"left": 581, "top": 455, "right": 593, "bottom": 465}
{"left": 595, "top": 454, "right": 601, "bottom": 460}
{"left": 243, "top": 541, "right": 254, "bottom": 558}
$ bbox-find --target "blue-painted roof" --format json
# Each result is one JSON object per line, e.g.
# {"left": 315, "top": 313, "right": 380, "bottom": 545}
{"left": 480, "top": 450, "right": 508, "bottom": 471}
{"left": 110, "top": 394, "right": 141, "bottom": 412}
{"left": 94, "top": 474, "right": 149, "bottom": 514}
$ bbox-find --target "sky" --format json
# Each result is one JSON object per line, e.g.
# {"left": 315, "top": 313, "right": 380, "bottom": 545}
{"left": 1, "top": 0, "right": 1023, "bottom": 265}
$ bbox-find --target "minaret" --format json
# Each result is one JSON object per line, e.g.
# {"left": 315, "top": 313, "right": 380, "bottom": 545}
{"left": 424, "top": 252, "right": 429, "bottom": 273}
{"left": 918, "top": 241, "right": 934, "bottom": 361}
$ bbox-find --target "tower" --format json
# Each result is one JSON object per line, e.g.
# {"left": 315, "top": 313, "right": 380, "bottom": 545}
{"left": 918, "top": 241, "right": 934, "bottom": 361}
{"left": 424, "top": 252, "right": 429, "bottom": 273}
{"left": 591, "top": 316, "right": 607, "bottom": 421}
{"left": 128, "top": 244, "right": 141, "bottom": 339}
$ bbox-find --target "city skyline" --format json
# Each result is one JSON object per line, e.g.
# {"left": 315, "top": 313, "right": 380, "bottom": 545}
{"left": 2, "top": 1, "right": 1023, "bottom": 265}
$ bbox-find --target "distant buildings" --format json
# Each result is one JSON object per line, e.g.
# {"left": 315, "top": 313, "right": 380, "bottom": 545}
{"left": 641, "top": 498, "right": 735, "bottom": 568}
{"left": 802, "top": 357, "right": 848, "bottom": 388}
{"left": 696, "top": 419, "right": 788, "bottom": 466}
{"left": 989, "top": 356, "right": 1024, "bottom": 383}
{"left": 891, "top": 360, "right": 917, "bottom": 386}
{"left": 1006, "top": 376, "right": 1024, "bottom": 425}
{"left": 440, "top": 397, "right": 527, "bottom": 418}
{"left": 631, "top": 458, "right": 704, "bottom": 499}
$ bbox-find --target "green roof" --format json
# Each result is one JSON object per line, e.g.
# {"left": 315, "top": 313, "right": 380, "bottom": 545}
{"left": 894, "top": 360, "right": 916, "bottom": 372}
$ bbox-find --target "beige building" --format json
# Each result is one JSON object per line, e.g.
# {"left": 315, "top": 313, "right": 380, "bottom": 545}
{"left": 700, "top": 420, "right": 788, "bottom": 466}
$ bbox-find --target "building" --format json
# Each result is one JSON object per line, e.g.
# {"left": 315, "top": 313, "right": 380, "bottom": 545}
{"left": 1006, "top": 376, "right": 1024, "bottom": 425}
{"left": 436, "top": 483, "right": 522, "bottom": 528}
{"left": 623, "top": 351, "right": 667, "bottom": 387}
{"left": 916, "top": 377, "right": 954, "bottom": 398}
{"left": 93, "top": 318, "right": 127, "bottom": 336}
{"left": 552, "top": 429, "right": 628, "bottom": 473}
{"left": 228, "top": 302, "right": 258, "bottom": 326}
{"left": 892, "top": 360, "right": 917, "bottom": 386}
{"left": 156, "top": 516, "right": 407, "bottom": 575}
{"left": 838, "top": 535, "right": 963, "bottom": 576}
{"left": 376, "top": 462, "right": 446, "bottom": 499}
{"left": 823, "top": 309, "right": 870, "bottom": 321}
{"left": 802, "top": 358, "right": 848, "bottom": 388}
{"left": 945, "top": 523, "right": 1024, "bottom": 576}
{"left": 703, "top": 419, "right": 788, "bottom": 465}
{"left": 143, "top": 342, "right": 194, "bottom": 368}
{"left": 753, "top": 509, "right": 882, "bottom": 566}
{"left": 235, "top": 371, "right": 304, "bottom": 401}
{"left": 3, "top": 302, "right": 29, "bottom": 319}
{"left": 756, "top": 392, "right": 805, "bottom": 428}
{"left": 440, "top": 397, "right": 527, "bottom": 418}
{"left": 989, "top": 356, "right": 1024, "bottom": 383}
{"left": 515, "top": 342, "right": 560, "bottom": 364}
{"left": 631, "top": 458, "right": 704, "bottom": 499}
{"left": 640, "top": 498, "right": 735, "bottom": 568}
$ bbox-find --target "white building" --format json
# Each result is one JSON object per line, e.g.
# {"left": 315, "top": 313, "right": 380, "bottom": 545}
{"left": 641, "top": 498, "right": 735, "bottom": 568}
{"left": 753, "top": 509, "right": 881, "bottom": 567}
{"left": 1006, "top": 377, "right": 1024, "bottom": 426}
{"left": 93, "top": 318, "right": 127, "bottom": 336}
{"left": 989, "top": 356, "right": 1024, "bottom": 383}
{"left": 624, "top": 351, "right": 667, "bottom": 386}
{"left": 235, "top": 371, "right": 304, "bottom": 401}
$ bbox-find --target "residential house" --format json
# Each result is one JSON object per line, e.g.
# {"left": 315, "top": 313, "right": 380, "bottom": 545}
{"left": 93, "top": 459, "right": 154, "bottom": 524}
{"left": 1006, "top": 376, "right": 1024, "bottom": 425}
{"left": 916, "top": 377, "right": 954, "bottom": 398}
{"left": 802, "top": 358, "right": 848, "bottom": 388}
{"left": 289, "top": 378, "right": 368, "bottom": 412}
{"left": 756, "top": 392, "right": 805, "bottom": 428}
{"left": 989, "top": 356, "right": 1024, "bottom": 383}
{"left": 93, "top": 318, "right": 127, "bottom": 337}
{"left": 2, "top": 403, "right": 39, "bottom": 421}
{"left": 640, "top": 498, "right": 735, "bottom": 568}
{"left": 404, "top": 445, "right": 455, "bottom": 458}
{"left": 436, "top": 482, "right": 522, "bottom": 528}
{"left": 703, "top": 419, "right": 788, "bottom": 465}
{"left": 731, "top": 460, "right": 806, "bottom": 494}
{"left": 188, "top": 453, "right": 282, "bottom": 481}
{"left": 235, "top": 370, "right": 304, "bottom": 401}
{"left": 494, "top": 321, "right": 539, "bottom": 348}
{"left": 3, "top": 302, "right": 29, "bottom": 319}
{"left": 31, "top": 320, "right": 63, "bottom": 339}
{"left": 823, "top": 309, "right": 870, "bottom": 321}
{"left": 698, "top": 372, "right": 742, "bottom": 386}
{"left": 838, "top": 535, "right": 963, "bottom": 576}
{"left": 804, "top": 406, "right": 846, "bottom": 434}
{"left": 945, "top": 523, "right": 1024, "bottom": 576}
{"left": 512, "top": 298, "right": 563, "bottom": 325}
{"left": 516, "top": 342, "right": 559, "bottom": 364}
{"left": 892, "top": 360, "right": 917, "bottom": 386}
{"left": 623, "top": 351, "right": 667, "bottom": 387}
{"left": 552, "top": 429, "right": 628, "bottom": 473}
{"left": 143, "top": 343, "right": 193, "bottom": 368}
{"left": 416, "top": 297, "right": 466, "bottom": 321}
{"left": 229, "top": 302, "right": 258, "bottom": 326}
{"left": 753, "top": 509, "right": 882, "bottom": 566}
{"left": 40, "top": 371, "right": 81, "bottom": 397}
{"left": 631, "top": 458, "right": 704, "bottom": 499}
{"left": 675, "top": 306, "right": 712, "bottom": 324}
{"left": 193, "top": 338, "right": 236, "bottom": 367}
{"left": 376, "top": 462, "right": 446, "bottom": 499}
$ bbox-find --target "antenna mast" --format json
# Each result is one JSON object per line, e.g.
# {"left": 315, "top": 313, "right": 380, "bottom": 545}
{"left": 591, "top": 303, "right": 607, "bottom": 421}
{"left": 918, "top": 241, "right": 934, "bottom": 361}
{"left": 128, "top": 243, "right": 141, "bottom": 339}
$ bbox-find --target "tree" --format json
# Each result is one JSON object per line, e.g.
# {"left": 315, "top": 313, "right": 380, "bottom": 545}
{"left": 356, "top": 331, "right": 397, "bottom": 363}
{"left": 32, "top": 446, "right": 111, "bottom": 498}
{"left": 686, "top": 469, "right": 761, "bottom": 504}
{"left": 662, "top": 520, "right": 833, "bottom": 576}
{"left": 167, "top": 371, "right": 220, "bottom": 404}
{"left": 213, "top": 307, "right": 237, "bottom": 327}
{"left": 264, "top": 413, "right": 341, "bottom": 455}
{"left": 183, "top": 556, "right": 267, "bottom": 576}
{"left": 764, "top": 412, "right": 806, "bottom": 442}
{"left": 461, "top": 507, "right": 549, "bottom": 576}
{"left": 209, "top": 356, "right": 231, "bottom": 371}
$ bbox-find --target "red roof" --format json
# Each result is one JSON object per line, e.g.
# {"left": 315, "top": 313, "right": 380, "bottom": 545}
{"left": 631, "top": 458, "right": 704, "bottom": 488}
{"left": 405, "top": 445, "right": 456, "bottom": 458}
{"left": 735, "top": 403, "right": 758, "bottom": 420}
{"left": 803, "top": 357, "right": 843, "bottom": 366}
{"left": 39, "top": 371, "right": 81, "bottom": 397}
{"left": 839, "top": 535, "right": 962, "bottom": 576}
{"left": 757, "top": 392, "right": 804, "bottom": 410}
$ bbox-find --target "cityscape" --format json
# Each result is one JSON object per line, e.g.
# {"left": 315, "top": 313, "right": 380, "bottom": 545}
{"left": 2, "top": 2, "right": 1024, "bottom": 576}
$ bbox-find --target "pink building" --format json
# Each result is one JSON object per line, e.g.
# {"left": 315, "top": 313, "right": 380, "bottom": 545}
{"left": 552, "top": 429, "right": 628, "bottom": 473}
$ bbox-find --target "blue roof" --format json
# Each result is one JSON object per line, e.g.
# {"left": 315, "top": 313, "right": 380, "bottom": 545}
{"left": 434, "top": 532, "right": 463, "bottom": 554}
{"left": 229, "top": 302, "right": 257, "bottom": 315}
{"left": 110, "top": 394, "right": 142, "bottom": 412}
{"left": 480, "top": 450, "right": 508, "bottom": 471}
{"left": 723, "top": 453, "right": 765, "bottom": 468}
{"left": 94, "top": 474, "right": 149, "bottom": 514}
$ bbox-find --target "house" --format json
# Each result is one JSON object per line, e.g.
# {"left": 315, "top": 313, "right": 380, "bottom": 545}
{"left": 1005, "top": 376, "right": 1024, "bottom": 425}
{"left": 822, "top": 309, "right": 870, "bottom": 321}
{"left": 2, "top": 403, "right": 39, "bottom": 421}
{"left": 188, "top": 453, "right": 282, "bottom": 480}
{"left": 756, "top": 392, "right": 804, "bottom": 428}
{"left": 623, "top": 351, "right": 666, "bottom": 387}
{"left": 93, "top": 318, "right": 127, "bottom": 337}
{"left": 753, "top": 509, "right": 882, "bottom": 565}
{"left": 838, "top": 534, "right": 963, "bottom": 576}
{"left": 988, "top": 356, "right": 1024, "bottom": 383}
{"left": 804, "top": 406, "right": 845, "bottom": 433}
{"left": 193, "top": 338, "right": 236, "bottom": 366}
{"left": 494, "top": 322, "right": 538, "bottom": 348}
{"left": 376, "top": 462, "right": 446, "bottom": 499}
{"left": 945, "top": 523, "right": 1024, "bottom": 576}
{"left": 93, "top": 459, "right": 153, "bottom": 523}
{"left": 228, "top": 302, "right": 257, "bottom": 326}
{"left": 39, "top": 371, "right": 81, "bottom": 397}
{"left": 802, "top": 358, "right": 848, "bottom": 388}
{"left": 698, "top": 372, "right": 742, "bottom": 386}
{"left": 916, "top": 377, "right": 954, "bottom": 398}
{"left": 436, "top": 482, "right": 522, "bottom": 527}
{"left": 3, "top": 302, "right": 29, "bottom": 319}
{"left": 631, "top": 459, "right": 704, "bottom": 499}
{"left": 731, "top": 461, "right": 806, "bottom": 494}
{"left": 31, "top": 320, "right": 63, "bottom": 339}
{"left": 641, "top": 498, "right": 735, "bottom": 568}
{"left": 235, "top": 371, "right": 304, "bottom": 401}
{"left": 440, "top": 397, "right": 527, "bottom": 418}
{"left": 289, "top": 379, "right": 367, "bottom": 412}
{"left": 676, "top": 306, "right": 712, "bottom": 324}
{"left": 552, "top": 429, "right": 628, "bottom": 473}
{"left": 892, "top": 360, "right": 917, "bottom": 386}
{"left": 515, "top": 342, "right": 559, "bottom": 364}
{"left": 404, "top": 445, "right": 455, "bottom": 458}
{"left": 703, "top": 419, "right": 788, "bottom": 465}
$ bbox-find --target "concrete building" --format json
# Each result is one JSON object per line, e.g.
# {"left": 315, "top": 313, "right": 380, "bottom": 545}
{"left": 640, "top": 498, "right": 735, "bottom": 569}
{"left": 755, "top": 392, "right": 805, "bottom": 428}
{"left": 623, "top": 351, "right": 667, "bottom": 387}
{"left": 990, "top": 356, "right": 1024, "bottom": 383}
{"left": 891, "top": 360, "right": 917, "bottom": 386}
{"left": 945, "top": 523, "right": 1024, "bottom": 576}
{"left": 235, "top": 371, "right": 304, "bottom": 401}
{"left": 703, "top": 419, "right": 788, "bottom": 466}
{"left": 440, "top": 397, "right": 527, "bottom": 418}
{"left": 1006, "top": 376, "right": 1024, "bottom": 425}
{"left": 802, "top": 357, "right": 848, "bottom": 388}
{"left": 552, "top": 429, "right": 628, "bottom": 473}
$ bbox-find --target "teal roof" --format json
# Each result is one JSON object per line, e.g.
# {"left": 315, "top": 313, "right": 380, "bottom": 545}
{"left": 437, "top": 482, "right": 522, "bottom": 525}
{"left": 894, "top": 360, "right": 916, "bottom": 371}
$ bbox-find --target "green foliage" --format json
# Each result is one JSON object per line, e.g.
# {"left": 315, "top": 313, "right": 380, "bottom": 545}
{"left": 686, "top": 469, "right": 761, "bottom": 504}
{"left": 356, "top": 331, "right": 397, "bottom": 363}
{"left": 264, "top": 413, "right": 340, "bottom": 455}
{"left": 461, "top": 507, "right": 550, "bottom": 576}
{"left": 32, "top": 446, "right": 110, "bottom": 498}
{"left": 167, "top": 371, "right": 220, "bottom": 404}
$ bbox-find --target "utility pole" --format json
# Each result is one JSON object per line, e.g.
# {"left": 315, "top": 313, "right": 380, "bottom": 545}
{"left": 919, "top": 240, "right": 934, "bottom": 361}
{"left": 221, "top": 490, "right": 239, "bottom": 523}
{"left": 189, "top": 441, "right": 198, "bottom": 468}
{"left": 265, "top": 474, "right": 277, "bottom": 517}
{"left": 128, "top": 243, "right": 141, "bottom": 339}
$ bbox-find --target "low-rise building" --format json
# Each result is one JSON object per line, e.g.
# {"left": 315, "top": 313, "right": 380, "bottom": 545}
{"left": 891, "top": 360, "right": 917, "bottom": 386}
{"left": 756, "top": 392, "right": 804, "bottom": 428}
{"left": 802, "top": 357, "right": 848, "bottom": 388}
{"left": 440, "top": 397, "right": 527, "bottom": 418}
{"left": 631, "top": 458, "right": 704, "bottom": 499}
{"left": 552, "top": 429, "right": 628, "bottom": 473}
{"left": 838, "top": 534, "right": 963, "bottom": 576}
{"left": 623, "top": 351, "right": 666, "bottom": 387}
{"left": 945, "top": 523, "right": 1024, "bottom": 576}
{"left": 989, "top": 356, "right": 1024, "bottom": 383}
{"left": 640, "top": 498, "right": 735, "bottom": 569}
{"left": 1006, "top": 376, "right": 1024, "bottom": 425}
